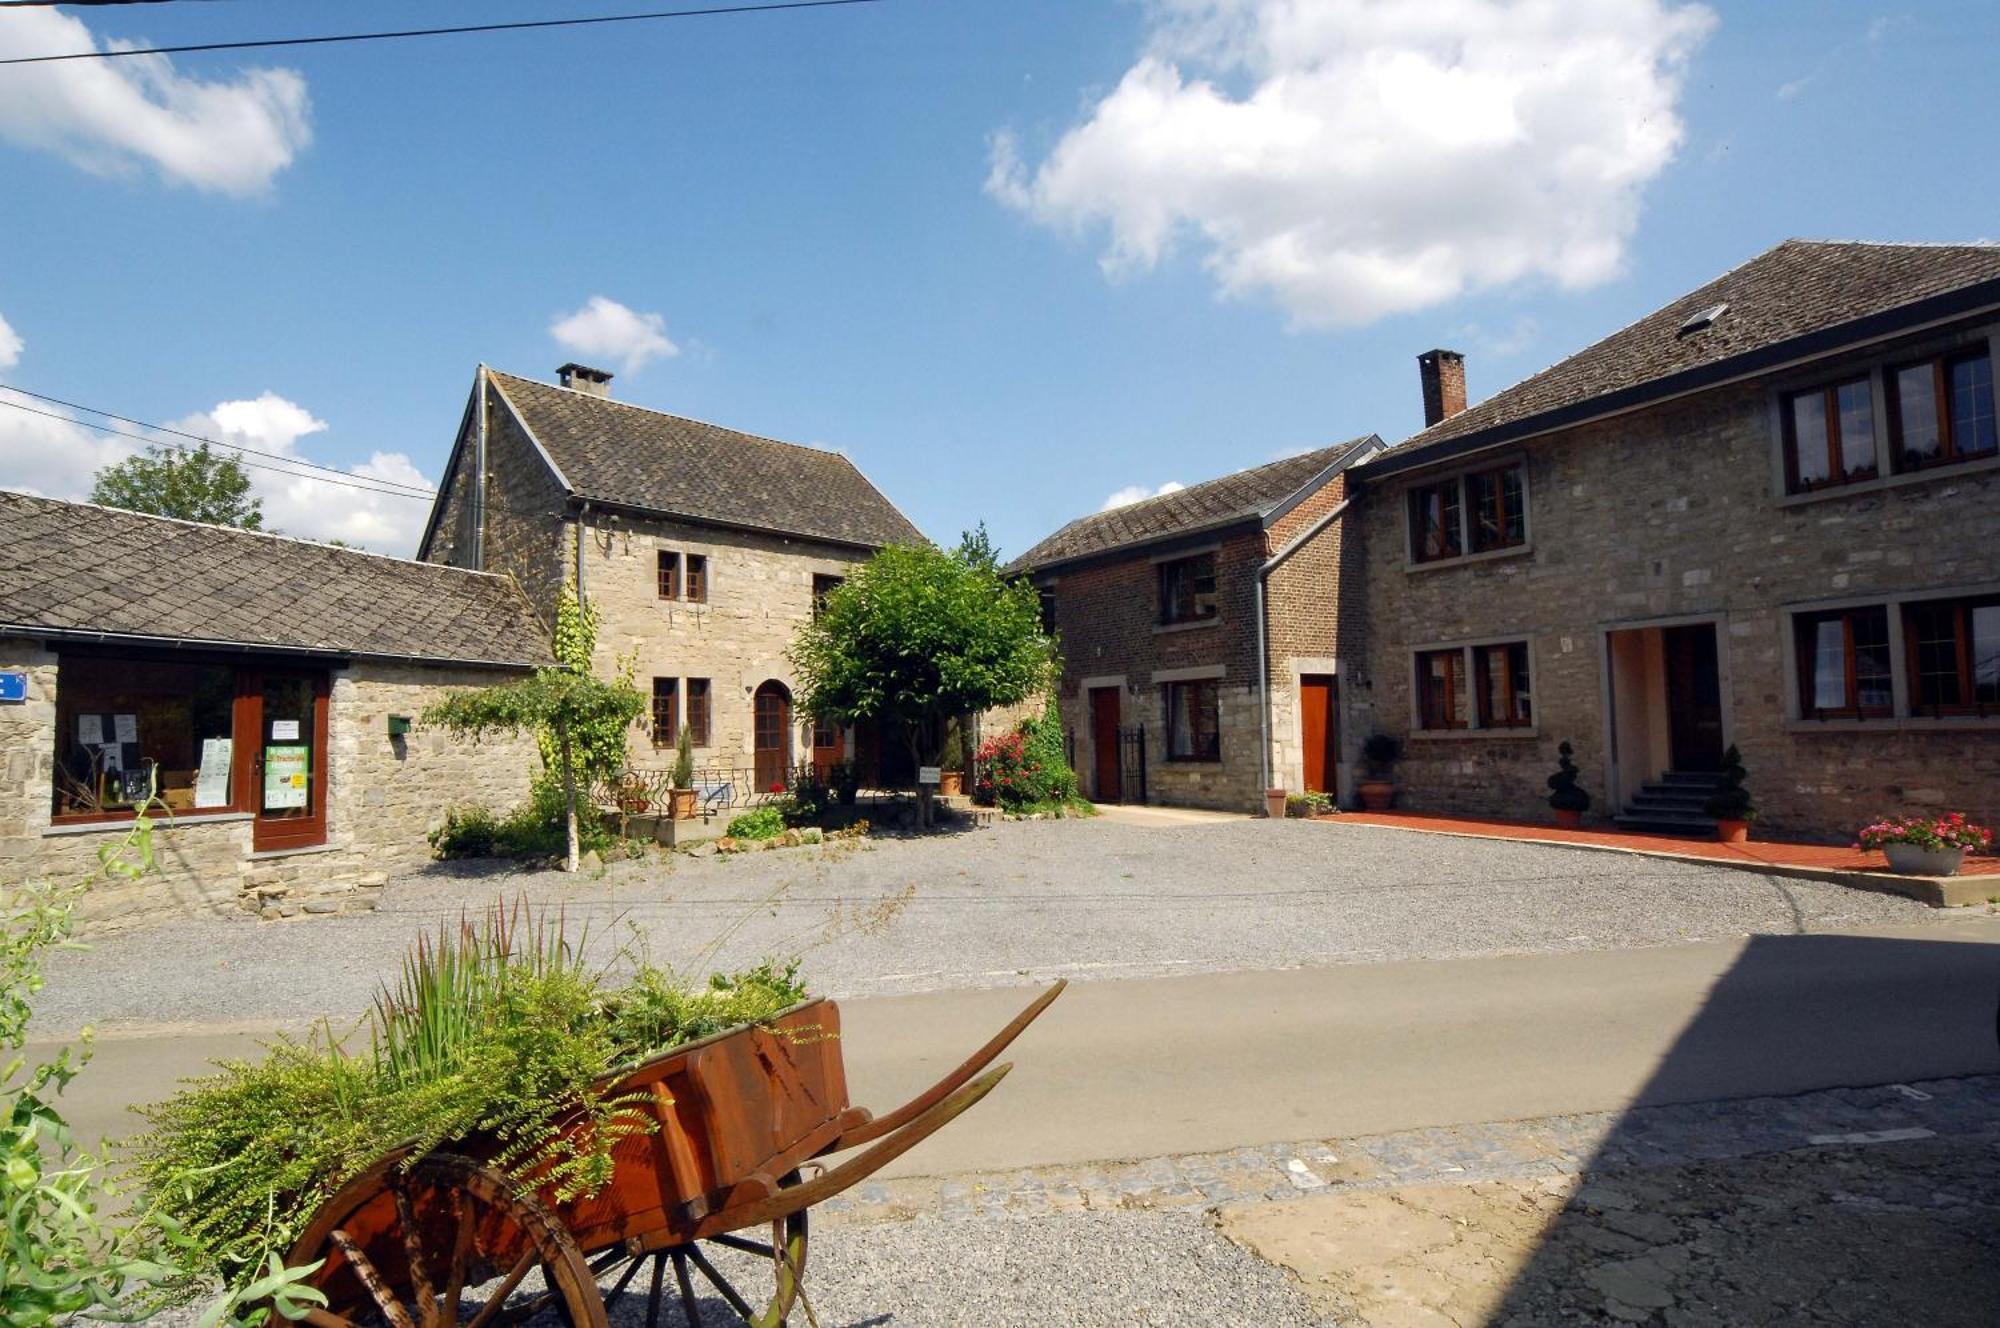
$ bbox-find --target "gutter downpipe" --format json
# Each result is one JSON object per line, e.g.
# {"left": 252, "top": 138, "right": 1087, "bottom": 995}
{"left": 1256, "top": 497, "right": 1354, "bottom": 799}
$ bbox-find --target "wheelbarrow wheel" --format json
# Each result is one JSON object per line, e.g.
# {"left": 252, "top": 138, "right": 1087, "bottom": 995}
{"left": 287, "top": 1151, "right": 608, "bottom": 1328}
{"left": 596, "top": 1171, "right": 809, "bottom": 1328}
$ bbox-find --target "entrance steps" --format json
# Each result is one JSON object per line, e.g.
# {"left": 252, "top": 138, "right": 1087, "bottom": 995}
{"left": 1612, "top": 770, "right": 1726, "bottom": 837}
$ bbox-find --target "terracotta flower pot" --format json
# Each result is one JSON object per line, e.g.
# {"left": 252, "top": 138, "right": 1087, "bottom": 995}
{"left": 1883, "top": 842, "right": 1963, "bottom": 876}
{"left": 1359, "top": 780, "right": 1394, "bottom": 812}
{"left": 1265, "top": 788, "right": 1288, "bottom": 820}
{"left": 1554, "top": 808, "right": 1583, "bottom": 830}
{"left": 670, "top": 787, "right": 698, "bottom": 820}
{"left": 1715, "top": 818, "right": 1749, "bottom": 844}
{"left": 940, "top": 770, "right": 964, "bottom": 797}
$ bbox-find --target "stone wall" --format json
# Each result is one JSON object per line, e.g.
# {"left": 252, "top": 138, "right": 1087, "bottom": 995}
{"left": 0, "top": 638, "right": 538, "bottom": 931}
{"left": 1349, "top": 319, "right": 2000, "bottom": 840}
{"left": 574, "top": 512, "right": 875, "bottom": 771}
{"left": 1265, "top": 475, "right": 1354, "bottom": 800}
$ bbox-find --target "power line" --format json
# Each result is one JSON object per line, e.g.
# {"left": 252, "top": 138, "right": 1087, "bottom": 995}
{"left": 0, "top": 0, "right": 888, "bottom": 65}
{"left": 0, "top": 379, "right": 435, "bottom": 496}
{"left": 0, "top": 395, "right": 438, "bottom": 501}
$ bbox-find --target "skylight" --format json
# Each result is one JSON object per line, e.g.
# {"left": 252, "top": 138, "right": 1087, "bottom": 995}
{"left": 1678, "top": 302, "right": 1729, "bottom": 337}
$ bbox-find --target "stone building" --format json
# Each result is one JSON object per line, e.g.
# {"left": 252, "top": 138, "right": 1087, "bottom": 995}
{"left": 1010, "top": 438, "right": 1380, "bottom": 811}
{"left": 0, "top": 491, "right": 549, "bottom": 929}
{"left": 418, "top": 364, "right": 925, "bottom": 790}
{"left": 1347, "top": 239, "right": 2000, "bottom": 839}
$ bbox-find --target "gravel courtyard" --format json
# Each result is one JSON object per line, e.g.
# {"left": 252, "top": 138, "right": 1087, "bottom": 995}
{"left": 35, "top": 816, "right": 1940, "bottom": 1036}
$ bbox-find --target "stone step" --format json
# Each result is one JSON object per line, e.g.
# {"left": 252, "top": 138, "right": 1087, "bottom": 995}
{"left": 1659, "top": 770, "right": 1728, "bottom": 788}
{"left": 1613, "top": 810, "right": 1720, "bottom": 837}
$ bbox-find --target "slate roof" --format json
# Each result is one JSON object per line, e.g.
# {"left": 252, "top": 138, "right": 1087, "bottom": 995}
{"left": 486, "top": 370, "right": 925, "bottom": 549}
{"left": 1377, "top": 239, "right": 2000, "bottom": 472}
{"left": 1009, "top": 438, "right": 1377, "bottom": 574}
{"left": 0, "top": 491, "right": 552, "bottom": 667}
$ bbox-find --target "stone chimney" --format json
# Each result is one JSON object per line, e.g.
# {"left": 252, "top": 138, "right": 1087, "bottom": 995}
{"left": 1418, "top": 349, "right": 1466, "bottom": 427}
{"left": 557, "top": 363, "right": 614, "bottom": 398}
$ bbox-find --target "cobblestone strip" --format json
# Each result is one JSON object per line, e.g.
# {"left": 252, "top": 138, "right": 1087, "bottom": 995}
{"left": 814, "top": 1073, "right": 2000, "bottom": 1227}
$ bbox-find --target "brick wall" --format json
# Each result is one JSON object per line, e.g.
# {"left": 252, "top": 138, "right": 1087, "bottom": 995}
{"left": 1348, "top": 328, "right": 2000, "bottom": 840}
{"left": 1264, "top": 474, "right": 1354, "bottom": 797}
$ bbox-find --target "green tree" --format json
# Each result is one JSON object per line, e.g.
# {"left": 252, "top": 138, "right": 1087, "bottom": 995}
{"left": 955, "top": 521, "right": 1000, "bottom": 573}
{"left": 90, "top": 443, "right": 264, "bottom": 529}
{"left": 790, "top": 542, "right": 1054, "bottom": 828}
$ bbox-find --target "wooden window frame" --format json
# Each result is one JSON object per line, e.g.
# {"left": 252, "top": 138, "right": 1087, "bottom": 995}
{"left": 1415, "top": 648, "right": 1468, "bottom": 731}
{"left": 1473, "top": 641, "right": 1533, "bottom": 728}
{"left": 1795, "top": 606, "right": 1893, "bottom": 720}
{"left": 1888, "top": 347, "right": 1998, "bottom": 474}
{"left": 1902, "top": 595, "right": 2000, "bottom": 717}
{"left": 1464, "top": 464, "right": 1528, "bottom": 555}
{"left": 812, "top": 573, "right": 843, "bottom": 622}
{"left": 1162, "top": 678, "right": 1221, "bottom": 762}
{"left": 685, "top": 554, "right": 708, "bottom": 604}
{"left": 1782, "top": 376, "right": 1878, "bottom": 493}
{"left": 650, "top": 677, "right": 678, "bottom": 747}
{"left": 1156, "top": 553, "right": 1219, "bottom": 626}
{"left": 1407, "top": 479, "right": 1463, "bottom": 564}
{"left": 657, "top": 551, "right": 681, "bottom": 601}
{"left": 685, "top": 678, "right": 711, "bottom": 747}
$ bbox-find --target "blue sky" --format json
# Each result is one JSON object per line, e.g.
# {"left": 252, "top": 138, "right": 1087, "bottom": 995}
{"left": 0, "top": 0, "right": 1995, "bottom": 557}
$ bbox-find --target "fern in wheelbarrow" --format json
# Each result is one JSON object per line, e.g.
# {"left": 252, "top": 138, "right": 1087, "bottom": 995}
{"left": 129, "top": 903, "right": 809, "bottom": 1303}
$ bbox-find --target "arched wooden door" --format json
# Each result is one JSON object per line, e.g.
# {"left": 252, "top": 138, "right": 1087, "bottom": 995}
{"left": 754, "top": 681, "right": 793, "bottom": 793}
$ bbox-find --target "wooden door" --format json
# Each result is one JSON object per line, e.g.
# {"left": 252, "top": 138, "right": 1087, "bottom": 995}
{"left": 1088, "top": 686, "right": 1121, "bottom": 802}
{"left": 754, "top": 682, "right": 793, "bottom": 793}
{"left": 811, "top": 716, "right": 842, "bottom": 782}
{"left": 1663, "top": 624, "right": 1724, "bottom": 771}
{"left": 1299, "top": 674, "right": 1337, "bottom": 795}
{"left": 250, "top": 669, "right": 329, "bottom": 851}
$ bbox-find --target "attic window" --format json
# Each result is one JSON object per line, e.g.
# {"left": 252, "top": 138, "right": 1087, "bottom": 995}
{"left": 1678, "top": 302, "right": 1728, "bottom": 337}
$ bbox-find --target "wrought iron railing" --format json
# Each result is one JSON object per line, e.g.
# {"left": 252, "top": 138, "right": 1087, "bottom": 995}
{"left": 593, "top": 761, "right": 914, "bottom": 822}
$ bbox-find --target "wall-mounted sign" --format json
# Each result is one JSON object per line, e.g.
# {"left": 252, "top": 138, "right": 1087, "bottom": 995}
{"left": 0, "top": 672, "right": 25, "bottom": 703}
{"left": 271, "top": 719, "right": 301, "bottom": 741}
{"left": 264, "top": 744, "right": 310, "bottom": 810}
{"left": 918, "top": 766, "right": 941, "bottom": 786}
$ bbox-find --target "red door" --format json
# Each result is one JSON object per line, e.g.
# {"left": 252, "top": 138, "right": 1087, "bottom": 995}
{"left": 811, "top": 717, "right": 842, "bottom": 782}
{"left": 249, "top": 669, "right": 329, "bottom": 851}
{"left": 754, "top": 681, "right": 793, "bottom": 793}
{"left": 1300, "top": 674, "right": 1337, "bottom": 795}
{"left": 1088, "top": 686, "right": 1121, "bottom": 802}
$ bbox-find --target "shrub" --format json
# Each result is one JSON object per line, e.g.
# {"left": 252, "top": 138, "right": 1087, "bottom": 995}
{"left": 725, "top": 806, "right": 786, "bottom": 841}
{"left": 1702, "top": 745, "right": 1756, "bottom": 821}
{"left": 1546, "top": 741, "right": 1591, "bottom": 813}
{"left": 670, "top": 723, "right": 695, "bottom": 790}
{"left": 1855, "top": 813, "right": 1992, "bottom": 853}
{"left": 941, "top": 721, "right": 965, "bottom": 771}
{"left": 429, "top": 787, "right": 616, "bottom": 863}
{"left": 975, "top": 699, "right": 1082, "bottom": 810}
{"left": 1361, "top": 732, "right": 1402, "bottom": 773}
{"left": 1286, "top": 791, "right": 1335, "bottom": 818}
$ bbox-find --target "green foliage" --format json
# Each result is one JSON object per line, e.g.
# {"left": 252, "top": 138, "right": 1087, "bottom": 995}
{"left": 973, "top": 699, "right": 1083, "bottom": 811}
{"left": 1361, "top": 732, "right": 1402, "bottom": 771}
{"left": 536, "top": 587, "right": 638, "bottom": 788}
{"left": 427, "top": 789, "right": 615, "bottom": 864}
{"left": 671, "top": 724, "right": 695, "bottom": 789}
{"left": 1546, "top": 741, "right": 1591, "bottom": 813}
{"left": 725, "top": 806, "right": 786, "bottom": 841}
{"left": 940, "top": 720, "right": 965, "bottom": 770}
{"left": 1703, "top": 745, "right": 1756, "bottom": 821}
{"left": 131, "top": 906, "right": 810, "bottom": 1302}
{"left": 1020, "top": 699, "right": 1079, "bottom": 802}
{"left": 789, "top": 542, "right": 1054, "bottom": 825}
{"left": 91, "top": 443, "right": 264, "bottom": 530}
{"left": 954, "top": 522, "right": 1000, "bottom": 573}
{"left": 1286, "top": 791, "right": 1335, "bottom": 818}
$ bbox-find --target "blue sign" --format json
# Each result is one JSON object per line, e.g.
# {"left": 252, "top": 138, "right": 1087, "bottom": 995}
{"left": 0, "top": 672, "right": 25, "bottom": 703}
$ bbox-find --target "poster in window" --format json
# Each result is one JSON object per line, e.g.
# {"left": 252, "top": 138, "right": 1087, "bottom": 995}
{"left": 271, "top": 719, "right": 301, "bottom": 741}
{"left": 195, "top": 738, "right": 233, "bottom": 808}
{"left": 264, "top": 744, "right": 310, "bottom": 809}
{"left": 113, "top": 713, "right": 139, "bottom": 744}
{"left": 77, "top": 713, "right": 105, "bottom": 746}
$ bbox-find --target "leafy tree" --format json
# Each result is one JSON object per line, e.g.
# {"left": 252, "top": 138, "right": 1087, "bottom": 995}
{"left": 423, "top": 598, "right": 645, "bottom": 873}
{"left": 90, "top": 443, "right": 264, "bottom": 529}
{"left": 790, "top": 542, "right": 1054, "bottom": 828}
{"left": 955, "top": 521, "right": 1000, "bottom": 573}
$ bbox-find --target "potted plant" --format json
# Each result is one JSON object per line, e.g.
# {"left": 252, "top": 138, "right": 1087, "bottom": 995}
{"left": 1703, "top": 745, "right": 1755, "bottom": 843}
{"left": 1546, "top": 741, "right": 1590, "bottom": 830}
{"left": 669, "top": 726, "right": 698, "bottom": 820}
{"left": 1856, "top": 812, "right": 1992, "bottom": 877}
{"left": 616, "top": 771, "right": 651, "bottom": 815}
{"left": 939, "top": 722, "right": 966, "bottom": 797}
{"left": 1359, "top": 733, "right": 1401, "bottom": 811}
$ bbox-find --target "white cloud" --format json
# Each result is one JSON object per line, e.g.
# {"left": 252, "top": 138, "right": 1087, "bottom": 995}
{"left": 0, "top": 385, "right": 134, "bottom": 498}
{"left": 549, "top": 297, "right": 681, "bottom": 375}
{"left": 0, "top": 310, "right": 21, "bottom": 369}
{"left": 990, "top": 0, "right": 1715, "bottom": 328}
{"left": 0, "top": 8, "right": 310, "bottom": 195}
{"left": 1102, "top": 479, "right": 1186, "bottom": 510}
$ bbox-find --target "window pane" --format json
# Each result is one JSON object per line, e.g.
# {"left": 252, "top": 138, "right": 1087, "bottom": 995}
{"left": 686, "top": 679, "right": 710, "bottom": 746}
{"left": 1909, "top": 604, "right": 1963, "bottom": 709}
{"left": 1159, "top": 555, "right": 1218, "bottom": 623}
{"left": 685, "top": 554, "right": 708, "bottom": 603}
{"left": 1949, "top": 352, "right": 1997, "bottom": 459}
{"left": 1893, "top": 363, "right": 1942, "bottom": 466}
{"left": 55, "top": 655, "right": 235, "bottom": 817}
{"left": 1973, "top": 605, "right": 2000, "bottom": 705}
{"left": 651, "top": 677, "right": 677, "bottom": 746}
{"left": 657, "top": 552, "right": 679, "bottom": 599}
{"left": 1790, "top": 392, "right": 1831, "bottom": 486}
{"left": 1409, "top": 482, "right": 1462, "bottom": 561}
{"left": 1419, "top": 649, "right": 1465, "bottom": 729}
{"left": 1509, "top": 642, "right": 1531, "bottom": 723}
{"left": 1850, "top": 607, "right": 1891, "bottom": 712}
{"left": 1835, "top": 380, "right": 1876, "bottom": 479}
{"left": 1808, "top": 618, "right": 1845, "bottom": 711}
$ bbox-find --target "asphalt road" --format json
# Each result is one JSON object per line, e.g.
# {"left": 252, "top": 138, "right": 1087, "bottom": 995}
{"left": 51, "top": 915, "right": 2000, "bottom": 1178}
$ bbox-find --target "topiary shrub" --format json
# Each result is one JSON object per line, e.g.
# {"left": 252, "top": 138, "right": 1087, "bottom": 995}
{"left": 1703, "top": 745, "right": 1756, "bottom": 821}
{"left": 1546, "top": 741, "right": 1591, "bottom": 813}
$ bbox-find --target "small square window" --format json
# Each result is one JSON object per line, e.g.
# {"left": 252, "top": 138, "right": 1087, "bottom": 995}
{"left": 1157, "top": 554, "right": 1218, "bottom": 625}
{"left": 1474, "top": 642, "right": 1532, "bottom": 728}
{"left": 1416, "top": 648, "right": 1467, "bottom": 730}
{"left": 685, "top": 678, "right": 711, "bottom": 746}
{"left": 651, "top": 677, "right": 678, "bottom": 746}
{"left": 1408, "top": 480, "right": 1462, "bottom": 563}
{"left": 1163, "top": 679, "right": 1221, "bottom": 761}
{"left": 657, "top": 552, "right": 681, "bottom": 600}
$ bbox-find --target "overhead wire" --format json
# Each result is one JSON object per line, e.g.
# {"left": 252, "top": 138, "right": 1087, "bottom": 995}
{"left": 0, "top": 0, "right": 888, "bottom": 65}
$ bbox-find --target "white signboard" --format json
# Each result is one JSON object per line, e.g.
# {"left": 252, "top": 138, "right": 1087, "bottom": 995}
{"left": 918, "top": 765, "right": 941, "bottom": 786}
{"left": 112, "top": 713, "right": 139, "bottom": 744}
{"left": 195, "top": 738, "right": 233, "bottom": 808}
{"left": 77, "top": 713, "right": 105, "bottom": 745}
{"left": 271, "top": 719, "right": 301, "bottom": 741}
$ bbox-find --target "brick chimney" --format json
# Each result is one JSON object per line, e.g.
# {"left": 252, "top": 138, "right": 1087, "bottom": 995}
{"left": 557, "top": 363, "right": 614, "bottom": 398}
{"left": 1418, "top": 349, "right": 1466, "bottom": 427}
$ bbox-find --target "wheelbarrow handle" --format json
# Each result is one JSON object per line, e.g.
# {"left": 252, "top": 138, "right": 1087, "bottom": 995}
{"left": 830, "top": 979, "right": 1066, "bottom": 1152}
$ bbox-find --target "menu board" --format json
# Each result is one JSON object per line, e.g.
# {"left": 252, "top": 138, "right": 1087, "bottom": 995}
{"left": 263, "top": 745, "right": 310, "bottom": 810}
